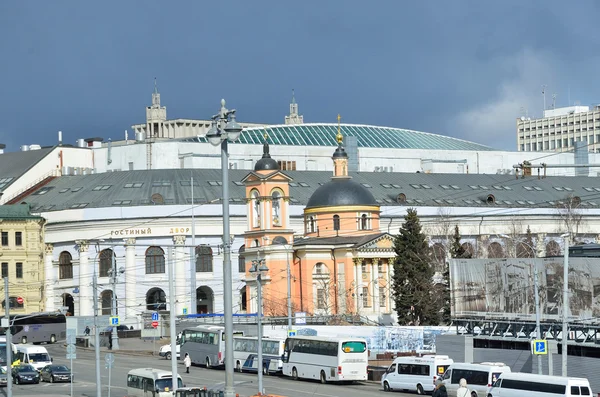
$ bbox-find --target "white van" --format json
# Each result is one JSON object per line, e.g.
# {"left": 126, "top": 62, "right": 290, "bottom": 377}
{"left": 159, "top": 343, "right": 180, "bottom": 360}
{"left": 382, "top": 355, "right": 453, "bottom": 394}
{"left": 127, "top": 368, "right": 184, "bottom": 397}
{"left": 489, "top": 372, "right": 592, "bottom": 397}
{"left": 441, "top": 362, "right": 511, "bottom": 397}
{"left": 15, "top": 345, "right": 52, "bottom": 371}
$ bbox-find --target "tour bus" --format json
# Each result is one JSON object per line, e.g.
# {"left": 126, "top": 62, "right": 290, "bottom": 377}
{"left": 0, "top": 336, "right": 17, "bottom": 371}
{"left": 0, "top": 313, "right": 66, "bottom": 344}
{"left": 488, "top": 373, "right": 592, "bottom": 397}
{"left": 179, "top": 326, "right": 243, "bottom": 368}
{"left": 233, "top": 335, "right": 285, "bottom": 374}
{"left": 441, "top": 362, "right": 511, "bottom": 397}
{"left": 281, "top": 336, "right": 368, "bottom": 383}
{"left": 15, "top": 345, "right": 53, "bottom": 371}
{"left": 127, "top": 368, "right": 184, "bottom": 397}
{"left": 382, "top": 355, "right": 454, "bottom": 395}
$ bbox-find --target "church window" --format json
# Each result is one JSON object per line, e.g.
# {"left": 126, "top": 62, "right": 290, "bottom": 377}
{"left": 307, "top": 216, "right": 316, "bottom": 233}
{"left": 251, "top": 190, "right": 260, "bottom": 228}
{"left": 272, "top": 190, "right": 282, "bottom": 226}
{"left": 360, "top": 213, "right": 370, "bottom": 230}
{"left": 333, "top": 215, "right": 340, "bottom": 231}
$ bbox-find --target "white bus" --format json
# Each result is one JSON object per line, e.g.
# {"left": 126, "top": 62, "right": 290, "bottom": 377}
{"left": 282, "top": 336, "right": 368, "bottom": 383}
{"left": 382, "top": 355, "right": 454, "bottom": 395}
{"left": 0, "top": 336, "right": 17, "bottom": 371}
{"left": 179, "top": 326, "right": 243, "bottom": 369}
{"left": 15, "top": 345, "right": 52, "bottom": 371}
{"left": 127, "top": 368, "right": 184, "bottom": 397}
{"left": 489, "top": 372, "right": 592, "bottom": 397}
{"left": 233, "top": 336, "right": 285, "bottom": 374}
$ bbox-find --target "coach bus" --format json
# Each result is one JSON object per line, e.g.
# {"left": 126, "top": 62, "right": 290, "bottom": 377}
{"left": 0, "top": 336, "right": 17, "bottom": 370}
{"left": 233, "top": 335, "right": 285, "bottom": 374}
{"left": 282, "top": 336, "right": 368, "bottom": 383}
{"left": 0, "top": 312, "right": 66, "bottom": 344}
{"left": 179, "top": 325, "right": 243, "bottom": 369}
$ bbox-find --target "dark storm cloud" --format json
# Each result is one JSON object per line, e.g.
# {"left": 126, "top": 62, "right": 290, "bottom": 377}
{"left": 1, "top": 1, "right": 599, "bottom": 151}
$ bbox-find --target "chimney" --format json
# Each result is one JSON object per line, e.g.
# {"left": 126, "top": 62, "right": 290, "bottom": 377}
{"left": 58, "top": 131, "right": 63, "bottom": 146}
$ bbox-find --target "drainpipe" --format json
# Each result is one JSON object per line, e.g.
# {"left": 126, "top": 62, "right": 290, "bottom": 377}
{"left": 331, "top": 249, "right": 338, "bottom": 314}
{"left": 295, "top": 251, "right": 303, "bottom": 312}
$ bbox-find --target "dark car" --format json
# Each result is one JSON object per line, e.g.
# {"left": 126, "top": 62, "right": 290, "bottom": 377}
{"left": 0, "top": 367, "right": 7, "bottom": 387}
{"left": 40, "top": 365, "right": 72, "bottom": 383}
{"left": 11, "top": 364, "right": 40, "bottom": 384}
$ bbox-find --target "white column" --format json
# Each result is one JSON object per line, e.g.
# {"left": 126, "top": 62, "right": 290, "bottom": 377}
{"left": 77, "top": 241, "right": 91, "bottom": 316}
{"left": 372, "top": 260, "right": 379, "bottom": 311}
{"left": 44, "top": 244, "right": 54, "bottom": 312}
{"left": 356, "top": 261, "right": 362, "bottom": 312}
{"left": 124, "top": 238, "right": 137, "bottom": 324}
{"left": 173, "top": 235, "right": 187, "bottom": 316}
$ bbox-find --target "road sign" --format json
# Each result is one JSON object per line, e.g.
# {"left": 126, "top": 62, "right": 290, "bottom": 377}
{"left": 66, "top": 353, "right": 76, "bottom": 360}
{"left": 151, "top": 321, "right": 159, "bottom": 329}
{"left": 105, "top": 353, "right": 115, "bottom": 367}
{"left": 182, "top": 308, "right": 188, "bottom": 315}
{"left": 151, "top": 312, "right": 159, "bottom": 321}
{"left": 287, "top": 330, "right": 297, "bottom": 337}
{"left": 16, "top": 297, "right": 23, "bottom": 305}
{"left": 66, "top": 344, "right": 76, "bottom": 354}
{"left": 110, "top": 316, "right": 119, "bottom": 326}
{"left": 533, "top": 339, "right": 548, "bottom": 355}
{"left": 295, "top": 312, "right": 306, "bottom": 325}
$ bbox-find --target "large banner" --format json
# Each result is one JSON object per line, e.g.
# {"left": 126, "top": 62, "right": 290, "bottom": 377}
{"left": 450, "top": 257, "right": 600, "bottom": 321}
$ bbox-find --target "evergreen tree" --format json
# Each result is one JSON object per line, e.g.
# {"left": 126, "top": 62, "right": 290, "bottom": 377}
{"left": 392, "top": 208, "right": 439, "bottom": 325}
{"left": 449, "top": 225, "right": 466, "bottom": 258}
{"left": 524, "top": 226, "right": 535, "bottom": 257}
{"left": 440, "top": 225, "right": 464, "bottom": 324}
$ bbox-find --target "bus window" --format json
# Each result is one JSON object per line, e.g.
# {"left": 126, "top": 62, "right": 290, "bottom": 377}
{"left": 341, "top": 341, "right": 366, "bottom": 353}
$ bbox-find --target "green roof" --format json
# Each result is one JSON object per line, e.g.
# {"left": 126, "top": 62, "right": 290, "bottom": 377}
{"left": 0, "top": 204, "right": 41, "bottom": 219}
{"left": 193, "top": 123, "right": 495, "bottom": 151}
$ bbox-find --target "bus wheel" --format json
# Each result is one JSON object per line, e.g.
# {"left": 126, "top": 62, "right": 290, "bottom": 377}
{"left": 50, "top": 335, "right": 56, "bottom": 344}
{"left": 21, "top": 336, "right": 27, "bottom": 344}
{"left": 383, "top": 381, "right": 391, "bottom": 392}
{"left": 292, "top": 367, "right": 298, "bottom": 380}
{"left": 416, "top": 384, "right": 424, "bottom": 395}
{"left": 471, "top": 393, "right": 477, "bottom": 397}
{"left": 205, "top": 358, "right": 211, "bottom": 369}
{"left": 320, "top": 370, "right": 327, "bottom": 384}
{"left": 165, "top": 352, "right": 172, "bottom": 360}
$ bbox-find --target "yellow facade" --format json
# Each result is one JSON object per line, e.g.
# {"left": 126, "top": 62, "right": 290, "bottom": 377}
{"left": 0, "top": 205, "right": 45, "bottom": 314}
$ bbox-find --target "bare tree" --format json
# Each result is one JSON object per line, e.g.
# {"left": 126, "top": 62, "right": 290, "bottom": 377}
{"left": 557, "top": 195, "right": 584, "bottom": 242}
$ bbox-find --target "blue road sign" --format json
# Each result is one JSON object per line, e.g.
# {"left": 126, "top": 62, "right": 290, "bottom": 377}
{"left": 287, "top": 330, "right": 297, "bottom": 337}
{"left": 151, "top": 312, "right": 159, "bottom": 321}
{"left": 533, "top": 339, "right": 547, "bottom": 355}
{"left": 182, "top": 308, "right": 188, "bottom": 315}
{"left": 110, "top": 316, "right": 119, "bottom": 326}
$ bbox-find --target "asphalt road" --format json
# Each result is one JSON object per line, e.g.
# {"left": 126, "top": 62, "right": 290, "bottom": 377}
{"left": 4, "top": 343, "right": 418, "bottom": 397}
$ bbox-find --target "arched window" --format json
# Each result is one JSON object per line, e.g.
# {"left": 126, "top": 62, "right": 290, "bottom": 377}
{"left": 487, "top": 242, "right": 504, "bottom": 258}
{"left": 272, "top": 190, "right": 282, "bottom": 226}
{"left": 360, "top": 214, "right": 369, "bottom": 230}
{"left": 145, "top": 246, "right": 165, "bottom": 274}
{"left": 308, "top": 216, "right": 316, "bottom": 233}
{"left": 146, "top": 288, "right": 166, "bottom": 310}
{"left": 240, "top": 287, "right": 247, "bottom": 311}
{"left": 312, "top": 263, "right": 330, "bottom": 311}
{"left": 461, "top": 243, "right": 474, "bottom": 258}
{"left": 516, "top": 242, "right": 535, "bottom": 258}
{"left": 251, "top": 190, "right": 260, "bottom": 228}
{"left": 99, "top": 249, "right": 114, "bottom": 277}
{"left": 238, "top": 245, "right": 246, "bottom": 273}
{"left": 59, "top": 251, "right": 73, "bottom": 280}
{"left": 333, "top": 215, "right": 340, "bottom": 231}
{"left": 546, "top": 240, "right": 561, "bottom": 256}
{"left": 101, "top": 290, "right": 114, "bottom": 316}
{"left": 196, "top": 246, "right": 213, "bottom": 272}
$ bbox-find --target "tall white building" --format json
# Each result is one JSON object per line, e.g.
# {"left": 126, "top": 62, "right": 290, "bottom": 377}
{"left": 284, "top": 89, "right": 303, "bottom": 125}
{"left": 517, "top": 105, "right": 600, "bottom": 153}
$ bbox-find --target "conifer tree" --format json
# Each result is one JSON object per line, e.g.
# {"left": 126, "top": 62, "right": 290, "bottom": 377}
{"left": 450, "top": 225, "right": 466, "bottom": 259}
{"left": 391, "top": 208, "right": 438, "bottom": 325}
{"left": 440, "top": 225, "right": 465, "bottom": 324}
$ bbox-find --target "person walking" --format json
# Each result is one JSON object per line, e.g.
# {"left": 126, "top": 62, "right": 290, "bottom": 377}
{"left": 184, "top": 353, "right": 191, "bottom": 374}
{"left": 432, "top": 379, "right": 448, "bottom": 397}
{"left": 456, "top": 378, "right": 470, "bottom": 397}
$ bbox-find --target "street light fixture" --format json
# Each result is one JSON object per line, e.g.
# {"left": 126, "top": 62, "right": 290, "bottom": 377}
{"left": 499, "top": 234, "right": 543, "bottom": 374}
{"left": 249, "top": 258, "right": 269, "bottom": 395}
{"left": 205, "top": 99, "right": 243, "bottom": 397}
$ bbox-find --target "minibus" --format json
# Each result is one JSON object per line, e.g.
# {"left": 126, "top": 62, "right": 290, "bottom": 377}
{"left": 382, "top": 355, "right": 453, "bottom": 394}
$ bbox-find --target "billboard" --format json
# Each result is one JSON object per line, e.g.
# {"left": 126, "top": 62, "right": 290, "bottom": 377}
{"left": 450, "top": 257, "right": 600, "bottom": 321}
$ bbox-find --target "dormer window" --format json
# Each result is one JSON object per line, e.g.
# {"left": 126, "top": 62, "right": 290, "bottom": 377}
{"left": 333, "top": 215, "right": 340, "bottom": 231}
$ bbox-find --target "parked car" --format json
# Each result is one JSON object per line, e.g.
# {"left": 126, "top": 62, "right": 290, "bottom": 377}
{"left": 11, "top": 364, "right": 40, "bottom": 384}
{"left": 0, "top": 367, "right": 7, "bottom": 387}
{"left": 40, "top": 365, "right": 72, "bottom": 383}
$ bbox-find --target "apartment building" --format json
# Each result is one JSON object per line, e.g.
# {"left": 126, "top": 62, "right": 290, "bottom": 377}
{"left": 0, "top": 204, "right": 46, "bottom": 314}
{"left": 517, "top": 105, "right": 600, "bottom": 153}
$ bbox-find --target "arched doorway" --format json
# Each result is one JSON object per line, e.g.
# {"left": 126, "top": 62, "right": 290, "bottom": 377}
{"left": 101, "top": 290, "right": 116, "bottom": 316}
{"left": 146, "top": 288, "right": 166, "bottom": 311}
{"left": 196, "top": 286, "right": 214, "bottom": 314}
{"left": 62, "top": 293, "right": 74, "bottom": 316}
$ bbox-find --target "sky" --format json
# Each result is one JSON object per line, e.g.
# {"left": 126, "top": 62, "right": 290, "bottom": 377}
{"left": 2, "top": 1, "right": 600, "bottom": 151}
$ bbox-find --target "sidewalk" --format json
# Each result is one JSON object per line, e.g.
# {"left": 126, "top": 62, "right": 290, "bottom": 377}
{"left": 74, "top": 337, "right": 167, "bottom": 356}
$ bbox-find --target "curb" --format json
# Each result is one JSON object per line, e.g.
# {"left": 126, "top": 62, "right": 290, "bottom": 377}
{"left": 62, "top": 343, "right": 156, "bottom": 357}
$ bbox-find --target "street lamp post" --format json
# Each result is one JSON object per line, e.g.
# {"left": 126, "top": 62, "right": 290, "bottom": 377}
{"left": 249, "top": 258, "right": 268, "bottom": 395}
{"left": 108, "top": 250, "right": 124, "bottom": 351}
{"left": 561, "top": 233, "right": 570, "bottom": 377}
{"left": 206, "top": 99, "right": 243, "bottom": 397}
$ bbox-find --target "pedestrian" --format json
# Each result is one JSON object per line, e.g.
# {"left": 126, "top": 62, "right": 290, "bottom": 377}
{"left": 432, "top": 378, "right": 448, "bottom": 397}
{"left": 456, "top": 378, "right": 470, "bottom": 397}
{"left": 84, "top": 326, "right": 90, "bottom": 336}
{"left": 184, "top": 353, "right": 191, "bottom": 374}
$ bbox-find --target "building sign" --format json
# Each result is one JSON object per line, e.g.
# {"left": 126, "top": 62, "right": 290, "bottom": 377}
{"left": 110, "top": 228, "right": 153, "bottom": 236}
{"left": 109, "top": 227, "right": 191, "bottom": 237}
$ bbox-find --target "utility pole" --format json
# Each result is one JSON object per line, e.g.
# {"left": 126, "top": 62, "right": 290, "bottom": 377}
{"left": 93, "top": 273, "right": 101, "bottom": 397}
{"left": 533, "top": 265, "right": 542, "bottom": 374}
{"left": 190, "top": 173, "right": 197, "bottom": 315}
{"left": 562, "top": 233, "right": 570, "bottom": 377}
{"left": 287, "top": 247, "right": 292, "bottom": 331}
{"left": 110, "top": 250, "right": 120, "bottom": 350}
{"left": 168, "top": 247, "right": 179, "bottom": 390}
{"left": 4, "top": 277, "right": 12, "bottom": 397}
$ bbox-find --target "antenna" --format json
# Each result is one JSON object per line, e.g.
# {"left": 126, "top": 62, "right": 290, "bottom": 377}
{"left": 542, "top": 85, "right": 547, "bottom": 114}
{"left": 552, "top": 93, "right": 557, "bottom": 109}
{"left": 568, "top": 85, "right": 571, "bottom": 106}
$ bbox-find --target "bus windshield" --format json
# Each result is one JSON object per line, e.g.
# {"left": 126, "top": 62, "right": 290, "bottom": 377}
{"left": 29, "top": 353, "right": 50, "bottom": 362}
{"left": 341, "top": 341, "right": 366, "bottom": 353}
{"left": 155, "top": 378, "right": 184, "bottom": 392}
